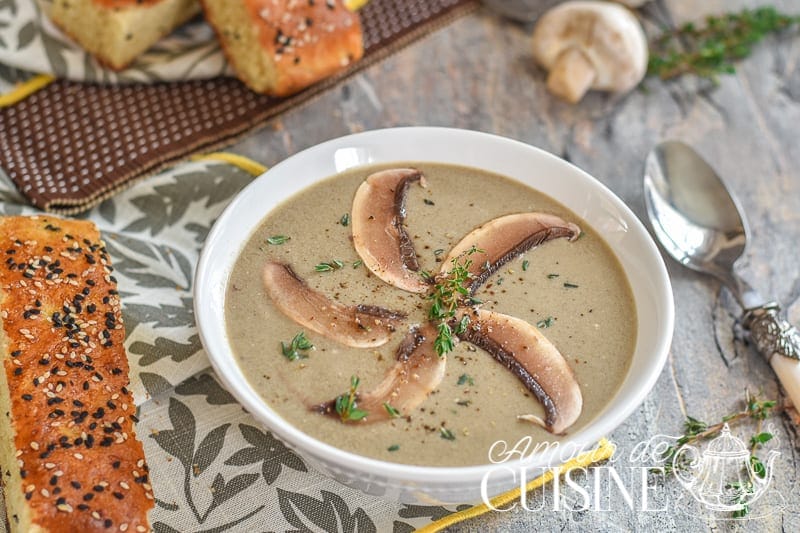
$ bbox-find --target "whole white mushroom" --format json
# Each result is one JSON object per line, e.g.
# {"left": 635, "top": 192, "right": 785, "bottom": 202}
{"left": 531, "top": 1, "right": 648, "bottom": 103}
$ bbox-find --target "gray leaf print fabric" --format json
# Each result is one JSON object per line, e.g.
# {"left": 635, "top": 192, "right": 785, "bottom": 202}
{"left": 0, "top": 161, "right": 464, "bottom": 531}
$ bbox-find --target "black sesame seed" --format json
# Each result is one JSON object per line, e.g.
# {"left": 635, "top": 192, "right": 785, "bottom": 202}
{"left": 73, "top": 400, "right": 84, "bottom": 407}
{"left": 50, "top": 476, "right": 59, "bottom": 486}
{"left": 129, "top": 414, "right": 140, "bottom": 423}
{"left": 10, "top": 350, "right": 21, "bottom": 357}
{"left": 112, "top": 492, "right": 123, "bottom": 500}
{"left": 25, "top": 492, "right": 32, "bottom": 500}
{"left": 21, "top": 394, "right": 32, "bottom": 401}
{"left": 77, "top": 504, "right": 89, "bottom": 511}
{"left": 83, "top": 493, "right": 94, "bottom": 501}
{"left": 19, "top": 470, "right": 27, "bottom": 479}
{"left": 83, "top": 381, "right": 89, "bottom": 391}
{"left": 104, "top": 519, "right": 112, "bottom": 528}
{"left": 134, "top": 475, "right": 148, "bottom": 484}
{"left": 71, "top": 481, "right": 81, "bottom": 489}
{"left": 13, "top": 368, "right": 22, "bottom": 376}
{"left": 111, "top": 461, "right": 121, "bottom": 469}
{"left": 86, "top": 279, "right": 95, "bottom": 286}
{"left": 93, "top": 485, "right": 104, "bottom": 492}
{"left": 39, "top": 451, "right": 51, "bottom": 459}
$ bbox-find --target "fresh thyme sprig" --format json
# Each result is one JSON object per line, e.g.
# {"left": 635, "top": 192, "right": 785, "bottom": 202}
{"left": 648, "top": 7, "right": 800, "bottom": 82}
{"left": 334, "top": 375, "right": 368, "bottom": 422}
{"left": 659, "top": 390, "right": 781, "bottom": 517}
{"left": 426, "top": 246, "right": 483, "bottom": 357}
{"left": 280, "top": 331, "right": 314, "bottom": 361}
{"left": 662, "top": 390, "right": 779, "bottom": 475}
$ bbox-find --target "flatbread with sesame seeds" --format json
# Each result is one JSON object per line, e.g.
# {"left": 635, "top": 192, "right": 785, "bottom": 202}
{"left": 0, "top": 215, "right": 152, "bottom": 533}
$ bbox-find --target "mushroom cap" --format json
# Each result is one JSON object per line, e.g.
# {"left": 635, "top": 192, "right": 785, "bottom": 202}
{"left": 531, "top": 1, "right": 648, "bottom": 93}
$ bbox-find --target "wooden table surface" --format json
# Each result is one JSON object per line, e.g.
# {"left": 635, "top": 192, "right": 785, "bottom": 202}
{"left": 230, "top": 0, "right": 800, "bottom": 530}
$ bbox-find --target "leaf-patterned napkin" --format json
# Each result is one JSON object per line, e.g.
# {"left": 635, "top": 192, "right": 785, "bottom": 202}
{"left": 0, "top": 161, "right": 471, "bottom": 532}
{"left": 0, "top": 0, "right": 229, "bottom": 83}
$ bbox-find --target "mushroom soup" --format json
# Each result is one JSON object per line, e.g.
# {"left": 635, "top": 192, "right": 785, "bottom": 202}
{"left": 226, "top": 163, "right": 636, "bottom": 466}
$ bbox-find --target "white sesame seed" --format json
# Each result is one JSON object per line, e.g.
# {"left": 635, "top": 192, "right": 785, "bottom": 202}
{"left": 40, "top": 488, "right": 49, "bottom": 497}
{"left": 73, "top": 453, "right": 83, "bottom": 460}
{"left": 44, "top": 463, "right": 55, "bottom": 469}
{"left": 119, "top": 481, "right": 130, "bottom": 490}
{"left": 92, "top": 511, "right": 101, "bottom": 520}
{"left": 30, "top": 441, "right": 39, "bottom": 451}
{"left": 120, "top": 525, "right": 128, "bottom": 532}
{"left": 57, "top": 503, "right": 73, "bottom": 513}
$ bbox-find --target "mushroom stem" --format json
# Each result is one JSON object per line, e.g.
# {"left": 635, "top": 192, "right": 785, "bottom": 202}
{"left": 546, "top": 47, "right": 597, "bottom": 104}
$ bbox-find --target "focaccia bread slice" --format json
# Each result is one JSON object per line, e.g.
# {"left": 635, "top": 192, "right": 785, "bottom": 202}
{"left": 200, "top": 0, "right": 364, "bottom": 96}
{"left": 0, "top": 216, "right": 153, "bottom": 532}
{"left": 50, "top": 0, "right": 201, "bottom": 71}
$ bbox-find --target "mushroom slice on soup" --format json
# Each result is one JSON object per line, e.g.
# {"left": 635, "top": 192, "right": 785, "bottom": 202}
{"left": 312, "top": 324, "right": 444, "bottom": 422}
{"left": 262, "top": 261, "right": 405, "bottom": 348}
{"left": 441, "top": 212, "right": 580, "bottom": 294}
{"left": 351, "top": 168, "right": 430, "bottom": 293}
{"left": 456, "top": 307, "right": 582, "bottom": 434}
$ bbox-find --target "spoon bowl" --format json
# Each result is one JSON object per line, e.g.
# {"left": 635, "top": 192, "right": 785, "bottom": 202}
{"left": 644, "top": 140, "right": 751, "bottom": 304}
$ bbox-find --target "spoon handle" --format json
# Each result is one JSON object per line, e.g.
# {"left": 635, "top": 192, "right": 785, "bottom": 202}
{"left": 743, "top": 303, "right": 800, "bottom": 410}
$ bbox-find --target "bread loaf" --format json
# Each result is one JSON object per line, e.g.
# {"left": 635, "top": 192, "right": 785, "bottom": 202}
{"left": 200, "top": 0, "right": 364, "bottom": 96}
{"left": 0, "top": 216, "right": 153, "bottom": 532}
{"left": 50, "top": 0, "right": 201, "bottom": 71}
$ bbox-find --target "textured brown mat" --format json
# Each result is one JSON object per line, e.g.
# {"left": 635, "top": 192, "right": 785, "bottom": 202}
{"left": 0, "top": 0, "right": 478, "bottom": 214}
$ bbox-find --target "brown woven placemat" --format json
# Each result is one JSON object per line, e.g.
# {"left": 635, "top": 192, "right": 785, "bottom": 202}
{"left": 0, "top": 0, "right": 478, "bottom": 214}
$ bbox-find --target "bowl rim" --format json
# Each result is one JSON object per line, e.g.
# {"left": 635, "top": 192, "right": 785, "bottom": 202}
{"left": 194, "top": 126, "right": 675, "bottom": 485}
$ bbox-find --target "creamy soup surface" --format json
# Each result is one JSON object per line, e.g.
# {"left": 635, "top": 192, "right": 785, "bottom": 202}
{"left": 226, "top": 162, "right": 637, "bottom": 466}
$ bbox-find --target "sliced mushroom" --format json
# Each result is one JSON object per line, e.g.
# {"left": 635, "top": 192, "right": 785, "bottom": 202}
{"left": 351, "top": 168, "right": 429, "bottom": 293}
{"left": 457, "top": 308, "right": 582, "bottom": 434}
{"left": 262, "top": 262, "right": 405, "bottom": 348}
{"left": 441, "top": 212, "right": 581, "bottom": 294}
{"left": 312, "top": 324, "right": 444, "bottom": 422}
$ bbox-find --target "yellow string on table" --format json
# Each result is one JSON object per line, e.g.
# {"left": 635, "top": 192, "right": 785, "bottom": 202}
{"left": 191, "top": 152, "right": 268, "bottom": 176}
{"left": 0, "top": 74, "right": 55, "bottom": 108}
{"left": 416, "top": 438, "right": 615, "bottom": 533}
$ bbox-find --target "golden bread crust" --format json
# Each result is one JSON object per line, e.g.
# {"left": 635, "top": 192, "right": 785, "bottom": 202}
{"left": 0, "top": 216, "right": 152, "bottom": 532}
{"left": 50, "top": 0, "right": 200, "bottom": 71}
{"left": 201, "top": 0, "right": 364, "bottom": 96}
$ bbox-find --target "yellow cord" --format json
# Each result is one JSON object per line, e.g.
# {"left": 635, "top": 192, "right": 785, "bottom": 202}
{"left": 344, "top": 0, "right": 370, "bottom": 11}
{"left": 416, "top": 439, "right": 615, "bottom": 533}
{"left": 191, "top": 152, "right": 268, "bottom": 176}
{"left": 0, "top": 74, "right": 55, "bottom": 108}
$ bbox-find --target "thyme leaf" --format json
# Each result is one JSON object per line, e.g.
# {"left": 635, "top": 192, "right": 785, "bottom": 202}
{"left": 267, "top": 235, "right": 290, "bottom": 245}
{"left": 315, "top": 259, "right": 345, "bottom": 272}
{"left": 439, "top": 427, "right": 456, "bottom": 440}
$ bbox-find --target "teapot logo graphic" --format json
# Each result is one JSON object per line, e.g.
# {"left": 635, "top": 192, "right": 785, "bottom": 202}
{"left": 673, "top": 423, "right": 779, "bottom": 512}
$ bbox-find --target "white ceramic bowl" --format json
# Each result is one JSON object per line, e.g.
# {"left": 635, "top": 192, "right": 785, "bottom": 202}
{"left": 194, "top": 127, "right": 674, "bottom": 504}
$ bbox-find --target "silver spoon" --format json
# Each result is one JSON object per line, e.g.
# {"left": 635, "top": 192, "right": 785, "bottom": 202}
{"left": 644, "top": 140, "right": 800, "bottom": 408}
